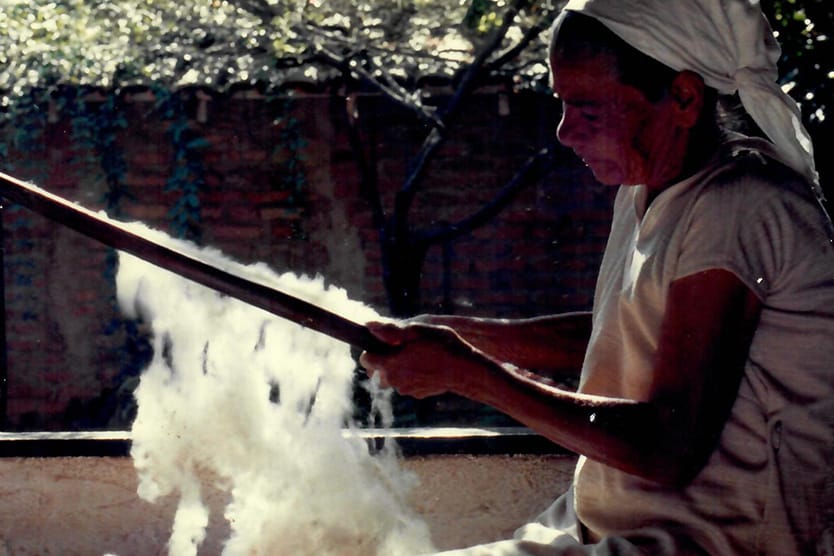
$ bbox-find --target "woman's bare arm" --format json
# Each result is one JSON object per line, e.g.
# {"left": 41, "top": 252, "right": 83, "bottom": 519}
{"left": 361, "top": 269, "right": 761, "bottom": 487}
{"left": 404, "top": 312, "right": 592, "bottom": 380}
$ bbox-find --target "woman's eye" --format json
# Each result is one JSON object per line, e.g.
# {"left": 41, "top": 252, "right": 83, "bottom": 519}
{"left": 581, "top": 110, "right": 600, "bottom": 123}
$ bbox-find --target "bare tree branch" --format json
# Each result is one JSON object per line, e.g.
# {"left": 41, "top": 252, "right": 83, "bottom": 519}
{"left": 486, "top": 11, "right": 555, "bottom": 71}
{"left": 298, "top": 23, "right": 443, "bottom": 127}
{"left": 299, "top": 21, "right": 475, "bottom": 79}
{"left": 396, "top": 0, "right": 532, "bottom": 217}
{"left": 309, "top": 43, "right": 442, "bottom": 128}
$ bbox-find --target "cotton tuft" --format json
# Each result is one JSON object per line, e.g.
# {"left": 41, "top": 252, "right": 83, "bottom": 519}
{"left": 116, "top": 222, "right": 434, "bottom": 556}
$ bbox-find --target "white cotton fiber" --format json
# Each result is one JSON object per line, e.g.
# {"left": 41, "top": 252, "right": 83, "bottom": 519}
{"left": 115, "top": 223, "right": 434, "bottom": 556}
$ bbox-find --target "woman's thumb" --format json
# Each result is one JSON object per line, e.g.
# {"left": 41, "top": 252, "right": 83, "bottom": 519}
{"left": 365, "top": 320, "right": 408, "bottom": 346}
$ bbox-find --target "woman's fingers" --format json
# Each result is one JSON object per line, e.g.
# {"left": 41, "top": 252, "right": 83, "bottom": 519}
{"left": 358, "top": 349, "right": 385, "bottom": 376}
{"left": 360, "top": 321, "right": 459, "bottom": 398}
{"left": 360, "top": 320, "right": 490, "bottom": 400}
{"left": 360, "top": 322, "right": 406, "bottom": 376}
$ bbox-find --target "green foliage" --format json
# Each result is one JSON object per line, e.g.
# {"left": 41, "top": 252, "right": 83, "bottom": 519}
{"left": 761, "top": 0, "right": 832, "bottom": 128}
{"left": 758, "top": 0, "right": 833, "bottom": 198}
{"left": 0, "top": 1, "right": 557, "bottom": 95}
{"left": 0, "top": 0, "right": 273, "bottom": 92}
{"left": 61, "top": 89, "right": 130, "bottom": 213}
{"left": 270, "top": 92, "right": 308, "bottom": 239}
{"left": 66, "top": 89, "right": 151, "bottom": 429}
{"left": 464, "top": 0, "right": 506, "bottom": 35}
{"left": 152, "top": 86, "right": 206, "bottom": 242}
{"left": 0, "top": 91, "right": 48, "bottom": 178}
{"left": 0, "top": 89, "right": 49, "bottom": 332}
{"left": 0, "top": 1, "right": 826, "bottom": 121}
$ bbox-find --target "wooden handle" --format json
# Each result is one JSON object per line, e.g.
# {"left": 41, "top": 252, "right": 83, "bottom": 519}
{"left": 0, "top": 170, "right": 393, "bottom": 353}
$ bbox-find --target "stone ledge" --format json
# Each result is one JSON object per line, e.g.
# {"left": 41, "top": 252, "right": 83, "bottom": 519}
{"left": 0, "top": 427, "right": 570, "bottom": 458}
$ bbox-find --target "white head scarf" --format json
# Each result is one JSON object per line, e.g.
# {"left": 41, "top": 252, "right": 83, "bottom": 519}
{"left": 562, "top": 0, "right": 822, "bottom": 200}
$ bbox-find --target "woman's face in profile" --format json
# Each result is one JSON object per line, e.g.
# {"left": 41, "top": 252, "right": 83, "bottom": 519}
{"left": 550, "top": 50, "right": 679, "bottom": 188}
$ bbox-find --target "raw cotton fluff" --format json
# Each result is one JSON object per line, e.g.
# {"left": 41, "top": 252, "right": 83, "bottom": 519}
{"left": 115, "top": 223, "right": 434, "bottom": 556}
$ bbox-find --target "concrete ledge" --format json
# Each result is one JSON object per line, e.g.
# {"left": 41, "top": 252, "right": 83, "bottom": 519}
{"left": 0, "top": 428, "right": 569, "bottom": 457}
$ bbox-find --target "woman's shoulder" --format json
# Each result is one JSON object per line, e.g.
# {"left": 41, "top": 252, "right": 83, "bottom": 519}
{"left": 699, "top": 136, "right": 817, "bottom": 208}
{"left": 685, "top": 137, "right": 833, "bottom": 247}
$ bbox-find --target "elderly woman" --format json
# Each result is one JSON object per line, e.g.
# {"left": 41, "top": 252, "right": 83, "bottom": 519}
{"left": 361, "top": 1, "right": 834, "bottom": 554}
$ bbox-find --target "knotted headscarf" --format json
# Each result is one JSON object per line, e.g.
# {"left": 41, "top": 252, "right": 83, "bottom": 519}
{"left": 563, "top": 0, "right": 823, "bottom": 202}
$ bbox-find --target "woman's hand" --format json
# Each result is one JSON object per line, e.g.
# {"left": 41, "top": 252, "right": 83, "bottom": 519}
{"left": 359, "top": 320, "right": 489, "bottom": 399}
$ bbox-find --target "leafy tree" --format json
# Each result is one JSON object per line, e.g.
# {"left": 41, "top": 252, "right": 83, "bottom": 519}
{"left": 1, "top": 0, "right": 563, "bottom": 317}
{"left": 0, "top": 0, "right": 829, "bottom": 316}
{"left": 0, "top": 1, "right": 555, "bottom": 95}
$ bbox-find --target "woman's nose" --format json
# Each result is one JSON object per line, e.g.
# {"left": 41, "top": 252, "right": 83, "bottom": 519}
{"left": 556, "top": 108, "right": 579, "bottom": 148}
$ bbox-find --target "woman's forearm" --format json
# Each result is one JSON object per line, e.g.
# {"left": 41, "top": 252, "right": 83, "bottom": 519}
{"left": 414, "top": 312, "right": 592, "bottom": 378}
{"left": 456, "top": 358, "right": 692, "bottom": 486}
{"left": 361, "top": 317, "right": 694, "bottom": 486}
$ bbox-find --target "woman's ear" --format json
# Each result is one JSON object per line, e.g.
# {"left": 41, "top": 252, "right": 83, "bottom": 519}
{"left": 669, "top": 70, "right": 706, "bottom": 128}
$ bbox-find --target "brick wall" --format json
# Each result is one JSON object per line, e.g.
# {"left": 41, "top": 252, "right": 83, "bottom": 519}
{"left": 0, "top": 87, "right": 615, "bottom": 430}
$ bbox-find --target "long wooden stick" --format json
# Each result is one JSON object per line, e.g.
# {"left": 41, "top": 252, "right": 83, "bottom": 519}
{"left": 0, "top": 170, "right": 391, "bottom": 352}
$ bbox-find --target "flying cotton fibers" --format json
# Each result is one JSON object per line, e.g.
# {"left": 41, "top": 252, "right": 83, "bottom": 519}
{"left": 115, "top": 223, "right": 434, "bottom": 556}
